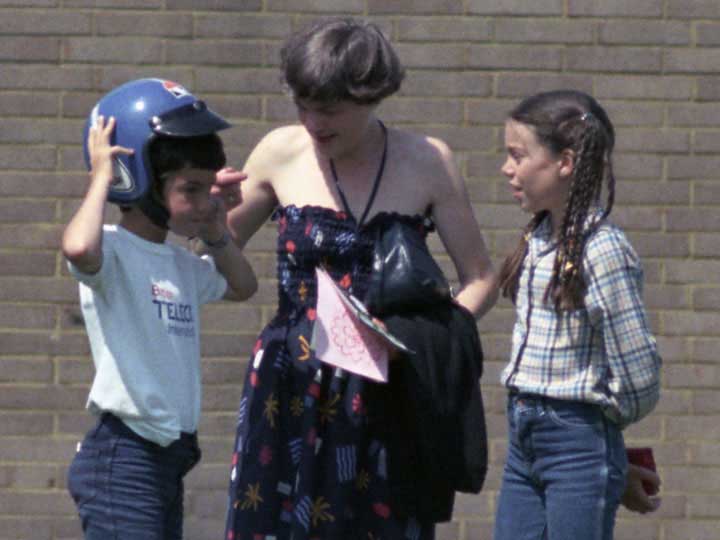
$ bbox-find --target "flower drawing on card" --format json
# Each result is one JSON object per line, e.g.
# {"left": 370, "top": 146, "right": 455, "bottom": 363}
{"left": 330, "top": 312, "right": 384, "bottom": 365}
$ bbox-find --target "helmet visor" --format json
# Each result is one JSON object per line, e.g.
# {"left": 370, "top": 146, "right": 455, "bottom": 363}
{"left": 149, "top": 100, "right": 230, "bottom": 137}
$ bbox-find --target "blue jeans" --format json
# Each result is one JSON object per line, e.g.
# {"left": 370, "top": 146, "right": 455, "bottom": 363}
{"left": 494, "top": 394, "right": 627, "bottom": 540}
{"left": 67, "top": 414, "right": 201, "bottom": 540}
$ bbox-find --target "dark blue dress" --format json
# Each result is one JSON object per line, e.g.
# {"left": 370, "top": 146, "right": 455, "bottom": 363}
{"left": 224, "top": 204, "right": 436, "bottom": 540}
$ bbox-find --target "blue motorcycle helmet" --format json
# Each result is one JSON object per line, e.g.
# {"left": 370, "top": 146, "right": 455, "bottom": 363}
{"left": 83, "top": 78, "right": 231, "bottom": 228}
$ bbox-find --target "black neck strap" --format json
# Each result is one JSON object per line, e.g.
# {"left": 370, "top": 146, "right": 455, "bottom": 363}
{"left": 330, "top": 120, "right": 387, "bottom": 229}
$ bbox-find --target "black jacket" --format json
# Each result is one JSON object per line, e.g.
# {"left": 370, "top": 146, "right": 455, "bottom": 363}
{"left": 371, "top": 301, "right": 488, "bottom": 523}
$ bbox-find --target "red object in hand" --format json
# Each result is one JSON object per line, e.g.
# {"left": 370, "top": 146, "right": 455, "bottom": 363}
{"left": 626, "top": 447, "right": 657, "bottom": 494}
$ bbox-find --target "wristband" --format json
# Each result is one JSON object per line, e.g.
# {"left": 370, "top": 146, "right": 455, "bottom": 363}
{"left": 201, "top": 231, "right": 230, "bottom": 249}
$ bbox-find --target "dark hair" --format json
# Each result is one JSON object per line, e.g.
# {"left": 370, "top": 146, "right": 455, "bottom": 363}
{"left": 146, "top": 133, "right": 226, "bottom": 199}
{"left": 280, "top": 18, "right": 405, "bottom": 105}
{"left": 499, "top": 90, "right": 616, "bottom": 310}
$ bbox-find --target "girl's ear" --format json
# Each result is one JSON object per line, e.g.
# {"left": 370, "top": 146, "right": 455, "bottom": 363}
{"left": 558, "top": 148, "right": 575, "bottom": 180}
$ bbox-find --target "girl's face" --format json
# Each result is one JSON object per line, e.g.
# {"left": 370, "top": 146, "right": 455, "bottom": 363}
{"left": 295, "top": 98, "right": 377, "bottom": 160}
{"left": 501, "top": 119, "right": 572, "bottom": 220}
{"left": 162, "top": 167, "right": 217, "bottom": 237}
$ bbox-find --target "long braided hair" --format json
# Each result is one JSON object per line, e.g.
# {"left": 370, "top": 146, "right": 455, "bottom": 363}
{"left": 499, "top": 90, "right": 616, "bottom": 310}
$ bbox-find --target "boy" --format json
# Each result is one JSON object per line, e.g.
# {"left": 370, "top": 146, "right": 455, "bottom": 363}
{"left": 62, "top": 78, "right": 257, "bottom": 540}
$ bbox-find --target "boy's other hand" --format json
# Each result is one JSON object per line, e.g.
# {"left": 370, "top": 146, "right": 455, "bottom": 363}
{"left": 212, "top": 167, "right": 247, "bottom": 209}
{"left": 87, "top": 116, "right": 133, "bottom": 183}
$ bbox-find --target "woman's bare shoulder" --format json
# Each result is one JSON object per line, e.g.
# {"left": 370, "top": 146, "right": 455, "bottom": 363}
{"left": 392, "top": 128, "right": 453, "bottom": 167}
{"left": 251, "top": 124, "right": 309, "bottom": 160}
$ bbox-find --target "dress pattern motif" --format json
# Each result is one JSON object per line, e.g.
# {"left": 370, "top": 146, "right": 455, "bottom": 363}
{"left": 224, "top": 205, "right": 435, "bottom": 540}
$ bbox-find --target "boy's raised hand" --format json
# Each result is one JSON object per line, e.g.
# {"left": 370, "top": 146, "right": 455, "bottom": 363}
{"left": 212, "top": 166, "right": 247, "bottom": 209}
{"left": 62, "top": 116, "right": 133, "bottom": 275}
{"left": 87, "top": 116, "right": 133, "bottom": 182}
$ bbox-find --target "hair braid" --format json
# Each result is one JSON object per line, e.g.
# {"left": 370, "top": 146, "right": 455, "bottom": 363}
{"left": 546, "top": 113, "right": 610, "bottom": 309}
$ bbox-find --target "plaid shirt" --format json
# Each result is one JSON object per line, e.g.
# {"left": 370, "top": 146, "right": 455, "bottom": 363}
{"left": 501, "top": 215, "right": 661, "bottom": 428}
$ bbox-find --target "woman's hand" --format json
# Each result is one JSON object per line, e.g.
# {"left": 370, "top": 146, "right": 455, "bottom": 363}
{"left": 621, "top": 464, "right": 661, "bottom": 514}
{"left": 212, "top": 167, "right": 247, "bottom": 209}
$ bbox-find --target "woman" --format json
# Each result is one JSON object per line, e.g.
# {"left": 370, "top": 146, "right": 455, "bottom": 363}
{"left": 223, "top": 18, "right": 497, "bottom": 540}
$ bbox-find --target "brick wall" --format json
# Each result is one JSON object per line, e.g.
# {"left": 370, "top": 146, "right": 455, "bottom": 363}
{"left": 1, "top": 2, "right": 718, "bottom": 539}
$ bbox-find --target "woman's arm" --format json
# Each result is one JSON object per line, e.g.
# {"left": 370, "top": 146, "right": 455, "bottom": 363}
{"left": 225, "top": 132, "right": 283, "bottom": 249}
{"left": 427, "top": 137, "right": 498, "bottom": 318}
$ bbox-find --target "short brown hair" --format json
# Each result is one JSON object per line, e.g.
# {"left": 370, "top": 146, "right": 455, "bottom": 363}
{"left": 281, "top": 18, "right": 405, "bottom": 105}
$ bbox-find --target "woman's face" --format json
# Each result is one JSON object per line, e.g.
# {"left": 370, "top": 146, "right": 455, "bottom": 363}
{"left": 294, "top": 98, "right": 377, "bottom": 160}
{"left": 501, "top": 119, "right": 571, "bottom": 219}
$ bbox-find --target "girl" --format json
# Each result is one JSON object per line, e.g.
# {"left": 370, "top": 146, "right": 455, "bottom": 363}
{"left": 494, "top": 90, "right": 661, "bottom": 540}
{"left": 223, "top": 18, "right": 497, "bottom": 540}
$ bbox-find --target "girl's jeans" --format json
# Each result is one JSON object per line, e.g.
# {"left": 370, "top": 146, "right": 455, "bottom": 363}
{"left": 67, "top": 413, "right": 201, "bottom": 540}
{"left": 494, "top": 394, "right": 628, "bottom": 540}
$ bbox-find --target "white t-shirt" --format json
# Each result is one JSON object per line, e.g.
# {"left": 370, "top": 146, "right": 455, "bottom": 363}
{"left": 68, "top": 225, "right": 227, "bottom": 446}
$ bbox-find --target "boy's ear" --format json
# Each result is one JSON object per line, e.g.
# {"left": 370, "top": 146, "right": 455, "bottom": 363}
{"left": 558, "top": 148, "right": 575, "bottom": 180}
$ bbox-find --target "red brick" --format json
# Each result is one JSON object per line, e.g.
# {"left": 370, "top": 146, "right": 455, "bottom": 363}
{"left": 468, "top": 0, "right": 562, "bottom": 15}
{"left": 267, "top": 0, "right": 362, "bottom": 12}
{"left": 611, "top": 207, "right": 663, "bottom": 231}
{"left": 566, "top": 47, "right": 662, "bottom": 73}
{"left": 0, "top": 92, "right": 59, "bottom": 117}
{"left": 663, "top": 312, "right": 720, "bottom": 336}
{"left": 599, "top": 20, "right": 690, "bottom": 45}
{"left": 693, "top": 338, "right": 720, "bottom": 363}
{"left": 394, "top": 43, "right": 469, "bottom": 69}
{"left": 668, "top": 103, "right": 720, "bottom": 127}
{"left": 167, "top": 0, "right": 261, "bottom": 10}
{"left": 612, "top": 154, "right": 663, "bottom": 180}
{"left": 666, "top": 260, "right": 720, "bottom": 284}
{"left": 666, "top": 208, "right": 720, "bottom": 232}
{"left": 377, "top": 98, "right": 464, "bottom": 124}
{"left": 693, "top": 230, "right": 720, "bottom": 255}
{"left": 98, "top": 66, "right": 195, "bottom": 91}
{"left": 166, "top": 39, "right": 265, "bottom": 67}
{"left": 0, "top": 413, "right": 54, "bottom": 436}
{"left": 96, "top": 12, "right": 192, "bottom": 37}
{"left": 0, "top": 146, "right": 56, "bottom": 170}
{"left": 468, "top": 45, "right": 563, "bottom": 70}
{"left": 667, "top": 0, "right": 720, "bottom": 19}
{"left": 368, "top": 0, "right": 463, "bottom": 15}
{"left": 0, "top": 358, "right": 53, "bottom": 383}
{"left": 0, "top": 518, "right": 52, "bottom": 540}
{"left": 497, "top": 74, "right": 592, "bottom": 98}
{"left": 693, "top": 130, "right": 720, "bottom": 153}
{"left": 495, "top": 19, "right": 594, "bottom": 44}
{"left": 0, "top": 37, "right": 59, "bottom": 62}
{"left": 613, "top": 519, "right": 661, "bottom": 540}
{"left": 0, "top": 64, "right": 94, "bottom": 91}
{"left": 697, "top": 76, "right": 720, "bottom": 101}
{"left": 665, "top": 520, "right": 720, "bottom": 540}
{"left": 569, "top": 0, "right": 663, "bottom": 17}
{"left": 0, "top": 12, "right": 91, "bottom": 34}
{"left": 63, "top": 37, "right": 162, "bottom": 64}
{"left": 594, "top": 75, "right": 694, "bottom": 101}
{"left": 693, "top": 287, "right": 720, "bottom": 311}
{"left": 195, "top": 67, "right": 280, "bottom": 94}
{"left": 401, "top": 70, "right": 492, "bottom": 97}
{"left": 616, "top": 129, "right": 689, "bottom": 153}
{"left": 64, "top": 0, "right": 161, "bottom": 6}
{"left": 665, "top": 49, "right": 720, "bottom": 73}
{"left": 0, "top": 252, "right": 57, "bottom": 277}
{"left": 397, "top": 17, "right": 492, "bottom": 42}
{"left": 619, "top": 181, "right": 690, "bottom": 205}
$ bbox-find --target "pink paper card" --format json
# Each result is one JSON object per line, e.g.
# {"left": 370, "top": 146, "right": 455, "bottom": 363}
{"left": 311, "top": 267, "right": 389, "bottom": 382}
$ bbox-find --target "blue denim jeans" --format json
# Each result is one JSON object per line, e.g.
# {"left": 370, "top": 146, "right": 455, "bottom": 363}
{"left": 67, "top": 414, "right": 201, "bottom": 540}
{"left": 494, "top": 394, "right": 627, "bottom": 540}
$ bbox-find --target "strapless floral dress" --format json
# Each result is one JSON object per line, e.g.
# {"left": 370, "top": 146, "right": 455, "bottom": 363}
{"left": 224, "top": 204, "right": 436, "bottom": 540}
